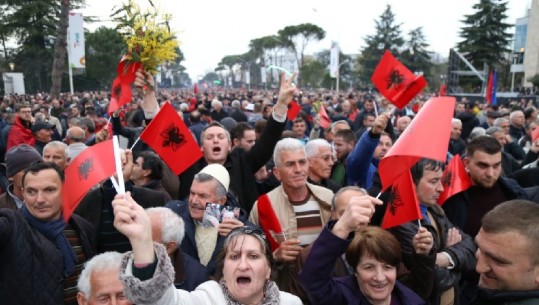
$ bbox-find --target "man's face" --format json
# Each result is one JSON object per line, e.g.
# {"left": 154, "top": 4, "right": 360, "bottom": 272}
{"left": 22, "top": 168, "right": 63, "bottom": 221}
{"left": 18, "top": 107, "right": 32, "bottom": 122}
{"left": 511, "top": 111, "right": 525, "bottom": 128}
{"left": 43, "top": 146, "right": 68, "bottom": 170}
{"left": 475, "top": 228, "right": 539, "bottom": 291}
{"left": 201, "top": 126, "right": 231, "bottom": 164}
{"left": 130, "top": 157, "right": 147, "bottom": 185}
{"left": 373, "top": 135, "right": 392, "bottom": 160}
{"left": 333, "top": 137, "right": 354, "bottom": 161}
{"left": 465, "top": 150, "right": 502, "bottom": 188}
{"left": 188, "top": 180, "right": 223, "bottom": 221}
{"left": 456, "top": 103, "right": 465, "bottom": 114}
{"left": 362, "top": 115, "right": 375, "bottom": 128}
{"left": 492, "top": 131, "right": 507, "bottom": 147}
{"left": 364, "top": 101, "right": 374, "bottom": 112}
{"left": 308, "top": 146, "right": 334, "bottom": 181}
{"left": 450, "top": 123, "right": 462, "bottom": 140}
{"left": 237, "top": 130, "right": 256, "bottom": 151}
{"left": 71, "top": 107, "right": 80, "bottom": 116}
{"left": 499, "top": 120, "right": 510, "bottom": 135}
{"left": 35, "top": 128, "right": 53, "bottom": 142}
{"left": 292, "top": 121, "right": 306, "bottom": 138}
{"left": 274, "top": 149, "right": 308, "bottom": 191}
{"left": 416, "top": 168, "right": 444, "bottom": 205}
{"left": 396, "top": 117, "right": 411, "bottom": 133}
{"left": 77, "top": 268, "right": 131, "bottom": 305}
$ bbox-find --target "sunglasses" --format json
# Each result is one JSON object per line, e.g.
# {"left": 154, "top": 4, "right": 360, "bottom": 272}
{"left": 228, "top": 226, "right": 266, "bottom": 240}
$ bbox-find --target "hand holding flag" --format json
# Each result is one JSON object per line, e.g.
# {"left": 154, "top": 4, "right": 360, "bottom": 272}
{"left": 382, "top": 171, "right": 422, "bottom": 229}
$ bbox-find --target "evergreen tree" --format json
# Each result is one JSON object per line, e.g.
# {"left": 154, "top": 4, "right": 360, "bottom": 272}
{"left": 457, "top": 0, "right": 512, "bottom": 69}
{"left": 358, "top": 5, "right": 405, "bottom": 83}
{"left": 401, "top": 27, "right": 432, "bottom": 76}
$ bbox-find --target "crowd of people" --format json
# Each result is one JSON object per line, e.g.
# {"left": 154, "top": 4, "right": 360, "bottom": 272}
{"left": 1, "top": 70, "right": 539, "bottom": 305}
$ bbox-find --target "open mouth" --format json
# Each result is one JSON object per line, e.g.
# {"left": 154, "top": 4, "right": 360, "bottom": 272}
{"left": 237, "top": 277, "right": 251, "bottom": 287}
{"left": 213, "top": 147, "right": 222, "bottom": 154}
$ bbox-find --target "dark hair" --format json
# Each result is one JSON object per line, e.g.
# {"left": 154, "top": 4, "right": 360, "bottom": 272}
{"left": 346, "top": 226, "right": 402, "bottom": 269}
{"left": 15, "top": 103, "right": 31, "bottom": 112}
{"left": 230, "top": 122, "right": 254, "bottom": 142}
{"left": 22, "top": 161, "right": 64, "bottom": 187}
{"left": 136, "top": 151, "right": 163, "bottom": 180}
{"left": 189, "top": 110, "right": 201, "bottom": 123}
{"left": 213, "top": 226, "right": 275, "bottom": 280}
{"left": 293, "top": 117, "right": 305, "bottom": 124}
{"left": 410, "top": 158, "right": 445, "bottom": 185}
{"left": 466, "top": 135, "right": 502, "bottom": 157}
{"left": 254, "top": 119, "right": 267, "bottom": 134}
{"left": 482, "top": 200, "right": 539, "bottom": 264}
{"left": 334, "top": 129, "right": 356, "bottom": 143}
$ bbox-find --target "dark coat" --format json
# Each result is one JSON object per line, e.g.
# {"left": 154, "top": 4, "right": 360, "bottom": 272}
{"left": 171, "top": 248, "right": 208, "bottom": 291}
{"left": 0, "top": 191, "right": 17, "bottom": 210}
{"left": 111, "top": 116, "right": 148, "bottom": 154}
{"left": 299, "top": 223, "right": 427, "bottom": 305}
{"left": 166, "top": 196, "right": 250, "bottom": 277}
{"left": 390, "top": 204, "right": 477, "bottom": 305}
{"left": 0, "top": 210, "right": 95, "bottom": 305}
{"left": 442, "top": 177, "right": 528, "bottom": 232}
{"left": 179, "top": 114, "right": 285, "bottom": 213}
{"left": 472, "top": 288, "right": 539, "bottom": 305}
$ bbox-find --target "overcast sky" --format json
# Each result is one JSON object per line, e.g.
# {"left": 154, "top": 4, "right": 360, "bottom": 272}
{"left": 81, "top": 0, "right": 532, "bottom": 80}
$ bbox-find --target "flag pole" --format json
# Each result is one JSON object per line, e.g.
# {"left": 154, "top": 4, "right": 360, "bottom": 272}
{"left": 112, "top": 136, "right": 125, "bottom": 194}
{"left": 130, "top": 137, "right": 141, "bottom": 150}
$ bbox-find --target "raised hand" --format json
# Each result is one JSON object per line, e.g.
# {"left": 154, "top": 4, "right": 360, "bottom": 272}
{"left": 332, "top": 195, "right": 382, "bottom": 239}
{"left": 274, "top": 72, "right": 298, "bottom": 116}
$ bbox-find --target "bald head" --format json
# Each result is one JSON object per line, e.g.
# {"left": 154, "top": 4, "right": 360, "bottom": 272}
{"left": 66, "top": 126, "right": 85, "bottom": 143}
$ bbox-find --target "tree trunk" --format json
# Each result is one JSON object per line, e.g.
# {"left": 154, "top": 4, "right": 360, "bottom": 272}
{"left": 50, "top": 0, "right": 70, "bottom": 99}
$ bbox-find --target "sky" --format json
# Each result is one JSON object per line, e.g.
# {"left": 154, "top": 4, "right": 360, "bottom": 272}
{"left": 80, "top": 0, "right": 532, "bottom": 81}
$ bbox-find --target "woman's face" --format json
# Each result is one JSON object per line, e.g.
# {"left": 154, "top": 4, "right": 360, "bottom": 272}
{"left": 355, "top": 253, "right": 397, "bottom": 304}
{"left": 223, "top": 235, "right": 271, "bottom": 304}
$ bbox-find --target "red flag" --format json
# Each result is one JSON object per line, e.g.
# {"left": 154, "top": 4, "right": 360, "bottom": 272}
{"left": 379, "top": 97, "right": 456, "bottom": 192}
{"left": 486, "top": 70, "right": 493, "bottom": 105}
{"left": 140, "top": 102, "right": 202, "bottom": 175}
{"left": 287, "top": 100, "right": 301, "bottom": 121}
{"left": 319, "top": 105, "right": 331, "bottom": 129}
{"left": 62, "top": 140, "right": 116, "bottom": 221}
{"left": 108, "top": 77, "right": 131, "bottom": 114}
{"left": 439, "top": 84, "right": 447, "bottom": 96}
{"left": 382, "top": 171, "right": 422, "bottom": 229}
{"left": 194, "top": 83, "right": 199, "bottom": 94}
{"left": 371, "top": 50, "right": 427, "bottom": 109}
{"left": 257, "top": 194, "right": 283, "bottom": 251}
{"left": 437, "top": 154, "right": 472, "bottom": 205}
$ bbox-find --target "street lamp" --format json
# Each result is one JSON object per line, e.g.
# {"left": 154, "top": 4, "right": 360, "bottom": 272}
{"left": 336, "top": 59, "right": 349, "bottom": 92}
{"left": 8, "top": 62, "right": 14, "bottom": 71}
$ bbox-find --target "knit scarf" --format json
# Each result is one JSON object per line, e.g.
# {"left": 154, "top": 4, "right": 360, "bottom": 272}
{"left": 219, "top": 279, "right": 280, "bottom": 305}
{"left": 21, "top": 205, "right": 77, "bottom": 276}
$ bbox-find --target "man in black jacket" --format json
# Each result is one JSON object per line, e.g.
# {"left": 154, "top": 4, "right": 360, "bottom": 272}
{"left": 135, "top": 71, "right": 298, "bottom": 213}
{"left": 0, "top": 161, "right": 96, "bottom": 305}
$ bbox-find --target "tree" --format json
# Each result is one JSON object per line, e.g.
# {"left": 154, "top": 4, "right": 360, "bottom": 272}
{"left": 401, "top": 27, "right": 432, "bottom": 75}
{"left": 50, "top": 0, "right": 70, "bottom": 98}
{"left": 277, "top": 23, "right": 326, "bottom": 86}
{"left": 529, "top": 74, "right": 539, "bottom": 89}
{"left": 457, "top": 0, "right": 512, "bottom": 69}
{"left": 84, "top": 27, "right": 124, "bottom": 90}
{"left": 357, "top": 5, "right": 405, "bottom": 83}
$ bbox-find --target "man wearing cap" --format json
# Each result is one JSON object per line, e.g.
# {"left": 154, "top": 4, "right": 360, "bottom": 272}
{"left": 6, "top": 102, "right": 35, "bottom": 150}
{"left": 0, "top": 144, "right": 42, "bottom": 209}
{"left": 480, "top": 110, "right": 502, "bottom": 129}
{"left": 166, "top": 163, "right": 248, "bottom": 276}
{"left": 32, "top": 121, "right": 54, "bottom": 155}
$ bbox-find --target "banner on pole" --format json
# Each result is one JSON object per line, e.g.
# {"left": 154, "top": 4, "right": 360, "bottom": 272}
{"left": 68, "top": 12, "right": 85, "bottom": 69}
{"left": 329, "top": 42, "right": 339, "bottom": 78}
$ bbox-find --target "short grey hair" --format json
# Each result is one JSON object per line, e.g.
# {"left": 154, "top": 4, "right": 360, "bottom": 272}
{"left": 43, "top": 141, "right": 68, "bottom": 157}
{"left": 305, "top": 139, "right": 332, "bottom": 158}
{"left": 179, "top": 103, "right": 189, "bottom": 112}
{"left": 468, "top": 127, "right": 486, "bottom": 142}
{"left": 331, "top": 186, "right": 367, "bottom": 211}
{"left": 193, "top": 172, "right": 227, "bottom": 199}
{"left": 77, "top": 252, "right": 123, "bottom": 298}
{"left": 485, "top": 126, "right": 504, "bottom": 136}
{"left": 509, "top": 110, "right": 524, "bottom": 123}
{"left": 211, "top": 99, "right": 222, "bottom": 109}
{"left": 146, "top": 207, "right": 185, "bottom": 246}
{"left": 493, "top": 117, "right": 509, "bottom": 127}
{"left": 273, "top": 138, "right": 305, "bottom": 168}
{"left": 452, "top": 118, "right": 462, "bottom": 126}
{"left": 231, "top": 100, "right": 241, "bottom": 109}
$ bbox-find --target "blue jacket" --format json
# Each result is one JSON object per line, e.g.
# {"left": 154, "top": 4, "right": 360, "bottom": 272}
{"left": 346, "top": 130, "right": 379, "bottom": 189}
{"left": 299, "top": 224, "right": 427, "bottom": 305}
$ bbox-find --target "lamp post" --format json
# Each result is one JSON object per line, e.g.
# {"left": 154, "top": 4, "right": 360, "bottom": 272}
{"left": 336, "top": 59, "right": 349, "bottom": 92}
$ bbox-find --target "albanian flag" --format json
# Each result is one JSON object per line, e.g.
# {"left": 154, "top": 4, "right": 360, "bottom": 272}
{"left": 62, "top": 139, "right": 116, "bottom": 221}
{"left": 319, "top": 105, "right": 331, "bottom": 129}
{"left": 140, "top": 102, "right": 202, "bottom": 175}
{"left": 382, "top": 171, "right": 422, "bottom": 229}
{"left": 287, "top": 100, "right": 301, "bottom": 121}
{"left": 108, "top": 59, "right": 142, "bottom": 114}
{"left": 437, "top": 154, "right": 472, "bottom": 205}
{"left": 257, "top": 194, "right": 284, "bottom": 252}
{"left": 371, "top": 50, "right": 427, "bottom": 109}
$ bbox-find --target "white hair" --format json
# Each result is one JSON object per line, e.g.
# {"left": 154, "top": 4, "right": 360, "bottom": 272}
{"left": 146, "top": 207, "right": 185, "bottom": 246}
{"left": 305, "top": 139, "right": 332, "bottom": 158}
{"left": 273, "top": 138, "right": 305, "bottom": 168}
{"left": 77, "top": 252, "right": 123, "bottom": 298}
{"left": 451, "top": 118, "right": 462, "bottom": 126}
{"left": 179, "top": 103, "right": 189, "bottom": 112}
{"left": 231, "top": 100, "right": 241, "bottom": 109}
{"left": 509, "top": 110, "right": 524, "bottom": 123}
{"left": 211, "top": 99, "right": 222, "bottom": 109}
{"left": 493, "top": 117, "right": 509, "bottom": 127}
{"left": 43, "top": 140, "right": 68, "bottom": 157}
